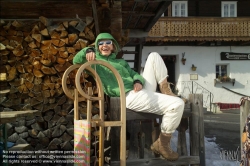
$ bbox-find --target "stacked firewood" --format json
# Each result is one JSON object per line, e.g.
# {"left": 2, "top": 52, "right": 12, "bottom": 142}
{"left": 0, "top": 16, "right": 111, "bottom": 163}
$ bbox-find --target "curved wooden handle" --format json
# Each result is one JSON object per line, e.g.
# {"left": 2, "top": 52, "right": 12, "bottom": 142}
{"left": 75, "top": 60, "right": 126, "bottom": 104}
{"left": 61, "top": 64, "right": 85, "bottom": 101}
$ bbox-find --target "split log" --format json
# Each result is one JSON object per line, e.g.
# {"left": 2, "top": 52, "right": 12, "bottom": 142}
{"left": 56, "top": 116, "right": 68, "bottom": 125}
{"left": 28, "top": 129, "right": 38, "bottom": 138}
{"left": 6, "top": 66, "right": 17, "bottom": 81}
{"left": 33, "top": 69, "right": 44, "bottom": 77}
{"left": 50, "top": 30, "right": 60, "bottom": 39}
{"left": 15, "top": 126, "right": 28, "bottom": 133}
{"left": 48, "top": 138, "right": 62, "bottom": 150}
{"left": 12, "top": 20, "right": 24, "bottom": 28}
{"left": 32, "top": 34, "right": 42, "bottom": 43}
{"left": 1, "top": 50, "right": 10, "bottom": 56}
{"left": 42, "top": 128, "right": 52, "bottom": 138}
{"left": 13, "top": 45, "right": 24, "bottom": 56}
{"left": 68, "top": 34, "right": 78, "bottom": 45}
{"left": 39, "top": 16, "right": 51, "bottom": 27}
{"left": 60, "top": 30, "right": 68, "bottom": 38}
{"left": 41, "top": 65, "right": 57, "bottom": 75}
{"left": 40, "top": 28, "right": 49, "bottom": 37}
{"left": 31, "top": 25, "right": 40, "bottom": 34}
{"left": 24, "top": 35, "right": 33, "bottom": 43}
{"left": 52, "top": 125, "right": 66, "bottom": 138}
{"left": 16, "top": 62, "right": 25, "bottom": 73}
{"left": 16, "top": 138, "right": 28, "bottom": 144}
{"left": 61, "top": 141, "right": 73, "bottom": 150}
{"left": 8, "top": 133, "right": 20, "bottom": 142}
{"left": 26, "top": 119, "right": 36, "bottom": 126}
{"left": 31, "top": 122, "right": 43, "bottom": 131}
{"left": 19, "top": 132, "right": 29, "bottom": 139}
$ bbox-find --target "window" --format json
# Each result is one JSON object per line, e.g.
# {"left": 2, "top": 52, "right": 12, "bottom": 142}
{"left": 216, "top": 64, "right": 228, "bottom": 78}
{"left": 221, "top": 1, "right": 237, "bottom": 17}
{"left": 172, "top": 1, "right": 188, "bottom": 17}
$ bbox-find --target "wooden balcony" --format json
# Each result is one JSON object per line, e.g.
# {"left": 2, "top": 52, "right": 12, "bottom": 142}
{"left": 147, "top": 17, "right": 250, "bottom": 43}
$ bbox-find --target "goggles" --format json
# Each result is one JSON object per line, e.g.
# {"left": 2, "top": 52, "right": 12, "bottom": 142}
{"left": 98, "top": 40, "right": 112, "bottom": 46}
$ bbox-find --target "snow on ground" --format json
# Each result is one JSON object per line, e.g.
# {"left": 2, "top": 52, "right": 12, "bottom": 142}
{"left": 171, "top": 131, "right": 240, "bottom": 166}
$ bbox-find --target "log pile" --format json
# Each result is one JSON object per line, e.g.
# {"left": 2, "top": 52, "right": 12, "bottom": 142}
{"left": 0, "top": 16, "right": 110, "bottom": 162}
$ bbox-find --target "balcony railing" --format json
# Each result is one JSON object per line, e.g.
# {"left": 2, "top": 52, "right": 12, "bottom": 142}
{"left": 148, "top": 17, "right": 250, "bottom": 41}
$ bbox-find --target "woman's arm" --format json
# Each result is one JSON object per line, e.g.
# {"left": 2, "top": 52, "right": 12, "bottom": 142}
{"left": 73, "top": 47, "right": 95, "bottom": 64}
{"left": 123, "top": 60, "right": 145, "bottom": 85}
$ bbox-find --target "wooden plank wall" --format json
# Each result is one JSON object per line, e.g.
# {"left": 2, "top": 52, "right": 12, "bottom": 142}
{"left": 0, "top": 0, "right": 93, "bottom": 19}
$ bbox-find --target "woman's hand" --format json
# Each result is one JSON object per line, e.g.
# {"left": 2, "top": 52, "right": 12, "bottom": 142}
{"left": 86, "top": 52, "right": 96, "bottom": 61}
{"left": 133, "top": 83, "right": 142, "bottom": 92}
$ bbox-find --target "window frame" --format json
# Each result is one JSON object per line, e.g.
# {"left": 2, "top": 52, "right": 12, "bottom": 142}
{"left": 216, "top": 64, "right": 230, "bottom": 79}
{"left": 221, "top": 1, "right": 237, "bottom": 17}
{"left": 172, "top": 1, "right": 188, "bottom": 17}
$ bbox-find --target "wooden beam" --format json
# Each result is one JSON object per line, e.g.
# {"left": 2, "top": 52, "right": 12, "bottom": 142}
{"left": 0, "top": 1, "right": 93, "bottom": 19}
{"left": 197, "top": 41, "right": 207, "bottom": 45}
{"left": 92, "top": 0, "right": 100, "bottom": 35}
{"left": 110, "top": 1, "right": 122, "bottom": 45}
{"left": 240, "top": 41, "right": 250, "bottom": 46}
{"left": 144, "top": 1, "right": 170, "bottom": 32}
{"left": 124, "top": 2, "right": 138, "bottom": 29}
{"left": 135, "top": 44, "right": 142, "bottom": 73}
{"left": 134, "top": 2, "right": 150, "bottom": 28}
{"left": 122, "top": 11, "right": 155, "bottom": 16}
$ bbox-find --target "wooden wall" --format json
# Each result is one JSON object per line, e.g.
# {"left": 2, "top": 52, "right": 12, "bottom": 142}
{"left": 0, "top": 0, "right": 93, "bottom": 19}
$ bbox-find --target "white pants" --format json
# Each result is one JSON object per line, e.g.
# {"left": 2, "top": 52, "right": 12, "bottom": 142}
{"left": 126, "top": 52, "right": 184, "bottom": 134}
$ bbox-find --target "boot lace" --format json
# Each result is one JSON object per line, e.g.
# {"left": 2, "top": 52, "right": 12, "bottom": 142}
{"left": 167, "top": 142, "right": 173, "bottom": 153}
{"left": 161, "top": 83, "right": 171, "bottom": 94}
{"left": 161, "top": 141, "right": 174, "bottom": 154}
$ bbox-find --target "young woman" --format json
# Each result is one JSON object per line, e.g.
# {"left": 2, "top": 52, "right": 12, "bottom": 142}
{"left": 73, "top": 33, "right": 184, "bottom": 161}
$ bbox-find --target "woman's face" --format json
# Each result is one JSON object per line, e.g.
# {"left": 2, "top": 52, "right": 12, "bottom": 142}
{"left": 98, "top": 40, "right": 114, "bottom": 56}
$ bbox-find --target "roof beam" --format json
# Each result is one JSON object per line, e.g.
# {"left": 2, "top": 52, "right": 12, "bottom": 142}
{"left": 134, "top": 2, "right": 150, "bottom": 28}
{"left": 122, "top": 11, "right": 154, "bottom": 16}
{"left": 144, "top": 1, "right": 170, "bottom": 32}
{"left": 124, "top": 2, "right": 138, "bottom": 29}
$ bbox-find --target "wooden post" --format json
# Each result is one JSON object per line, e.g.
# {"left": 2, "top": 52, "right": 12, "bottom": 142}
{"left": 135, "top": 44, "right": 143, "bottom": 73}
{"left": 189, "top": 94, "right": 205, "bottom": 166}
{"left": 177, "top": 118, "right": 188, "bottom": 159}
{"left": 92, "top": 0, "right": 100, "bottom": 35}
{"left": 110, "top": 1, "right": 122, "bottom": 46}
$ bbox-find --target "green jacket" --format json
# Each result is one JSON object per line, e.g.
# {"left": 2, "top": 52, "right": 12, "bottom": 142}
{"left": 73, "top": 33, "right": 145, "bottom": 97}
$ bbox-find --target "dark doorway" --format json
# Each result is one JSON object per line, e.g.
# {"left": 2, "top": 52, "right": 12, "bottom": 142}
{"left": 161, "top": 55, "right": 176, "bottom": 84}
{"left": 160, "top": 55, "right": 176, "bottom": 92}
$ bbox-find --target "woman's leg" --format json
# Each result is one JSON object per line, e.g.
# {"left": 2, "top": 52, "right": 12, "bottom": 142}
{"left": 142, "top": 52, "right": 177, "bottom": 96}
{"left": 142, "top": 52, "right": 168, "bottom": 92}
{"left": 126, "top": 90, "right": 184, "bottom": 134}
